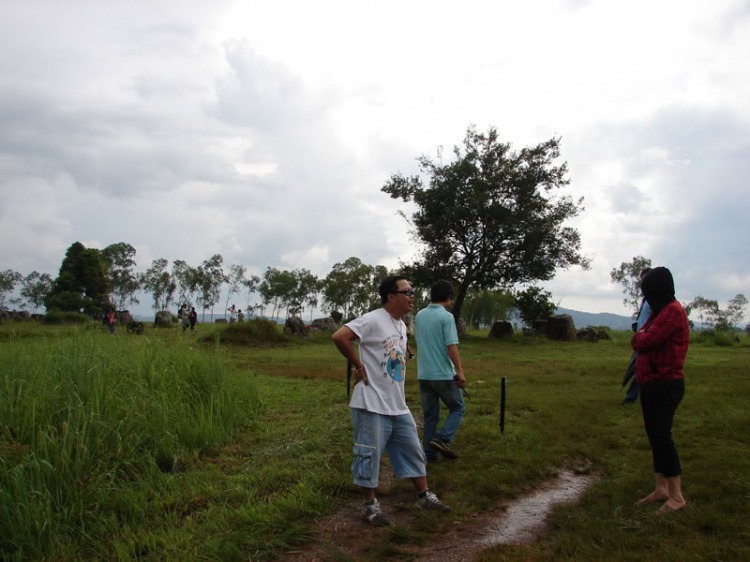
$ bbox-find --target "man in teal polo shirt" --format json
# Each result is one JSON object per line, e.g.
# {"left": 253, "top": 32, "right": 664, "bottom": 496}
{"left": 415, "top": 280, "right": 466, "bottom": 461}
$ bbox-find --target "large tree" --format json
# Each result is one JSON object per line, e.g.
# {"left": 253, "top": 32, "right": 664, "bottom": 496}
{"left": 724, "top": 294, "right": 748, "bottom": 330}
{"left": 172, "top": 260, "right": 200, "bottom": 309}
{"left": 142, "top": 258, "right": 176, "bottom": 312}
{"left": 101, "top": 242, "right": 140, "bottom": 313}
{"left": 259, "top": 267, "right": 297, "bottom": 320}
{"left": 382, "top": 126, "right": 588, "bottom": 321}
{"left": 321, "top": 257, "right": 388, "bottom": 319}
{"left": 224, "top": 264, "right": 247, "bottom": 319}
{"left": 610, "top": 256, "right": 653, "bottom": 318}
{"left": 288, "top": 269, "right": 319, "bottom": 319}
{"left": 242, "top": 274, "right": 261, "bottom": 315}
{"left": 195, "top": 254, "right": 225, "bottom": 321}
{"left": 514, "top": 286, "right": 557, "bottom": 328}
{"left": 45, "top": 242, "right": 110, "bottom": 314}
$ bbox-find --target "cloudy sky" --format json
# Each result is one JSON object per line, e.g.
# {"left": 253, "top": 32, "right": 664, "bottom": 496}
{"left": 1, "top": 0, "right": 749, "bottom": 318}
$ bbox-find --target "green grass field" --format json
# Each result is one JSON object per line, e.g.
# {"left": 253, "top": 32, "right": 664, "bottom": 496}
{"left": 1, "top": 320, "right": 749, "bottom": 561}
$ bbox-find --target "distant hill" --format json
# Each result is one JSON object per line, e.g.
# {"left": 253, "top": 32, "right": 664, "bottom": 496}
{"left": 555, "top": 307, "right": 633, "bottom": 331}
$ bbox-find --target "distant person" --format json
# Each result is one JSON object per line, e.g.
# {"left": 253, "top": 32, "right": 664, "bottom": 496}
{"left": 189, "top": 307, "right": 198, "bottom": 331}
{"left": 631, "top": 267, "right": 689, "bottom": 514}
{"left": 228, "top": 305, "right": 237, "bottom": 323}
{"left": 237, "top": 309, "right": 244, "bottom": 322}
{"left": 415, "top": 280, "right": 466, "bottom": 462}
{"left": 622, "top": 267, "right": 653, "bottom": 404}
{"left": 332, "top": 276, "right": 450, "bottom": 526}
{"left": 105, "top": 309, "right": 115, "bottom": 335}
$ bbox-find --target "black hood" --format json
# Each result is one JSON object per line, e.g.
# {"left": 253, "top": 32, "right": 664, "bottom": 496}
{"left": 641, "top": 266, "right": 675, "bottom": 317}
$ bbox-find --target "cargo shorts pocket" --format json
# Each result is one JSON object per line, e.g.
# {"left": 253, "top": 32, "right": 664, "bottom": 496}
{"left": 352, "top": 444, "right": 375, "bottom": 479}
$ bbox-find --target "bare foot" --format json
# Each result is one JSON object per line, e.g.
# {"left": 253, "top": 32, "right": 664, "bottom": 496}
{"left": 635, "top": 491, "right": 669, "bottom": 506}
{"left": 655, "top": 499, "right": 687, "bottom": 515}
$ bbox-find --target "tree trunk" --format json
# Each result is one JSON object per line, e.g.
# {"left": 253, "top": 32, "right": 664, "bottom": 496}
{"left": 451, "top": 277, "right": 472, "bottom": 326}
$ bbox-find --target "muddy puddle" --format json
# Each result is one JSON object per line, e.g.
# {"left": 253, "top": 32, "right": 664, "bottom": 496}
{"left": 286, "top": 464, "right": 599, "bottom": 562}
{"left": 416, "top": 468, "right": 600, "bottom": 561}
{"left": 478, "top": 469, "right": 599, "bottom": 547}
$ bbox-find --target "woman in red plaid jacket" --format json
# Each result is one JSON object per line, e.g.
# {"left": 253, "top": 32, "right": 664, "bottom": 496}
{"left": 631, "top": 266, "right": 689, "bottom": 514}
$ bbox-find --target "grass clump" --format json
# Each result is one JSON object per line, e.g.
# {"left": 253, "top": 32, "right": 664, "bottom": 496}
{"left": 209, "top": 318, "right": 290, "bottom": 346}
{"left": 0, "top": 332, "right": 259, "bottom": 560}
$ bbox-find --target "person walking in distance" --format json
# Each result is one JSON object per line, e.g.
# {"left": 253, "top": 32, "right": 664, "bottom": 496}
{"left": 415, "top": 280, "right": 466, "bottom": 462}
{"left": 332, "top": 276, "right": 451, "bottom": 526}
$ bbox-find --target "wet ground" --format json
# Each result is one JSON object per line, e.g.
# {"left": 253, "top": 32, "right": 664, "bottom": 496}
{"left": 284, "top": 461, "right": 599, "bottom": 562}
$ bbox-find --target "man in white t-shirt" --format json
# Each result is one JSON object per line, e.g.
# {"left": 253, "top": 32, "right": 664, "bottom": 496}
{"left": 332, "top": 276, "right": 450, "bottom": 526}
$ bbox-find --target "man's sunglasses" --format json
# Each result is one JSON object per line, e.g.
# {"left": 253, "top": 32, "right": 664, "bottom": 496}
{"left": 393, "top": 290, "right": 415, "bottom": 297}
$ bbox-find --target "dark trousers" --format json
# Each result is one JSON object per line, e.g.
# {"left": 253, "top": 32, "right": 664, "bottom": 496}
{"left": 625, "top": 377, "right": 639, "bottom": 401}
{"left": 640, "top": 379, "right": 685, "bottom": 477}
{"left": 419, "top": 379, "right": 465, "bottom": 460}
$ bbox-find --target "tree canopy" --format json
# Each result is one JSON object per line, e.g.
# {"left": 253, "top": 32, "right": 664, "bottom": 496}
{"left": 321, "top": 257, "right": 388, "bottom": 319}
{"left": 382, "top": 126, "right": 588, "bottom": 321}
{"left": 514, "top": 286, "right": 557, "bottom": 328}
{"left": 102, "top": 242, "right": 140, "bottom": 312}
{"left": 44, "top": 242, "right": 109, "bottom": 314}
{"left": 142, "top": 258, "right": 176, "bottom": 312}
{"left": 20, "top": 271, "right": 54, "bottom": 313}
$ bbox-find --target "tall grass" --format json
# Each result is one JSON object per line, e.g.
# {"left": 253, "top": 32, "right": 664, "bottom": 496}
{"left": 0, "top": 332, "right": 258, "bottom": 560}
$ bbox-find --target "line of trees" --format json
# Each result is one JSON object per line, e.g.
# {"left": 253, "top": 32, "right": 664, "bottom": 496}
{"left": 2, "top": 243, "right": 555, "bottom": 329}
{"left": 1, "top": 244, "right": 401, "bottom": 323}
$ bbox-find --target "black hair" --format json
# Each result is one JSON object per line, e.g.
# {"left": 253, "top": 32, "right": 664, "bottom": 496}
{"left": 641, "top": 266, "right": 676, "bottom": 319}
{"left": 379, "top": 275, "right": 407, "bottom": 304}
{"left": 640, "top": 267, "right": 653, "bottom": 278}
{"left": 430, "top": 280, "right": 454, "bottom": 303}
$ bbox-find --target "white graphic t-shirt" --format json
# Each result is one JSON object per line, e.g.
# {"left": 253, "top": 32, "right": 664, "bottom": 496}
{"left": 346, "top": 308, "right": 409, "bottom": 416}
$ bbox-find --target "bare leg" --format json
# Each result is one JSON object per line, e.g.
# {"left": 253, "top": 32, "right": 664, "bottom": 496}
{"left": 411, "top": 476, "right": 428, "bottom": 494}
{"left": 362, "top": 487, "right": 376, "bottom": 503}
{"left": 657, "top": 475, "right": 687, "bottom": 513}
{"left": 636, "top": 473, "right": 669, "bottom": 505}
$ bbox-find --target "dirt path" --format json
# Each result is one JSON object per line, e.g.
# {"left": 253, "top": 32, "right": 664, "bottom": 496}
{"left": 284, "top": 462, "right": 599, "bottom": 562}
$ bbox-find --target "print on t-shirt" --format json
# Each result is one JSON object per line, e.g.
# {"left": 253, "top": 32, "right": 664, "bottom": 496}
{"left": 383, "top": 335, "right": 405, "bottom": 383}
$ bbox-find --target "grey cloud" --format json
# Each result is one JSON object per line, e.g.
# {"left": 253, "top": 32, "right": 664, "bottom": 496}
{"left": 573, "top": 106, "right": 750, "bottom": 305}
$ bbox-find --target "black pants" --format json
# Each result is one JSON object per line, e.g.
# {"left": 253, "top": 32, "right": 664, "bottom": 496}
{"left": 640, "top": 379, "right": 685, "bottom": 477}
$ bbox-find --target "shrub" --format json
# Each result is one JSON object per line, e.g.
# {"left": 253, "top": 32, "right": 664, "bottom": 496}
{"left": 713, "top": 332, "right": 734, "bottom": 347}
{"left": 42, "top": 310, "right": 90, "bottom": 324}
{"left": 209, "top": 317, "right": 289, "bottom": 346}
{"left": 690, "top": 329, "right": 735, "bottom": 347}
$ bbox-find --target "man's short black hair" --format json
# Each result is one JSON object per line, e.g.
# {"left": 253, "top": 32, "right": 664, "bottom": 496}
{"left": 430, "top": 280, "right": 454, "bottom": 303}
{"left": 379, "top": 275, "right": 407, "bottom": 304}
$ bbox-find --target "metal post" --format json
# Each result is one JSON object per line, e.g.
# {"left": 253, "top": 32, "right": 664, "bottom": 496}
{"left": 347, "top": 359, "right": 352, "bottom": 399}
{"left": 500, "top": 376, "right": 506, "bottom": 434}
